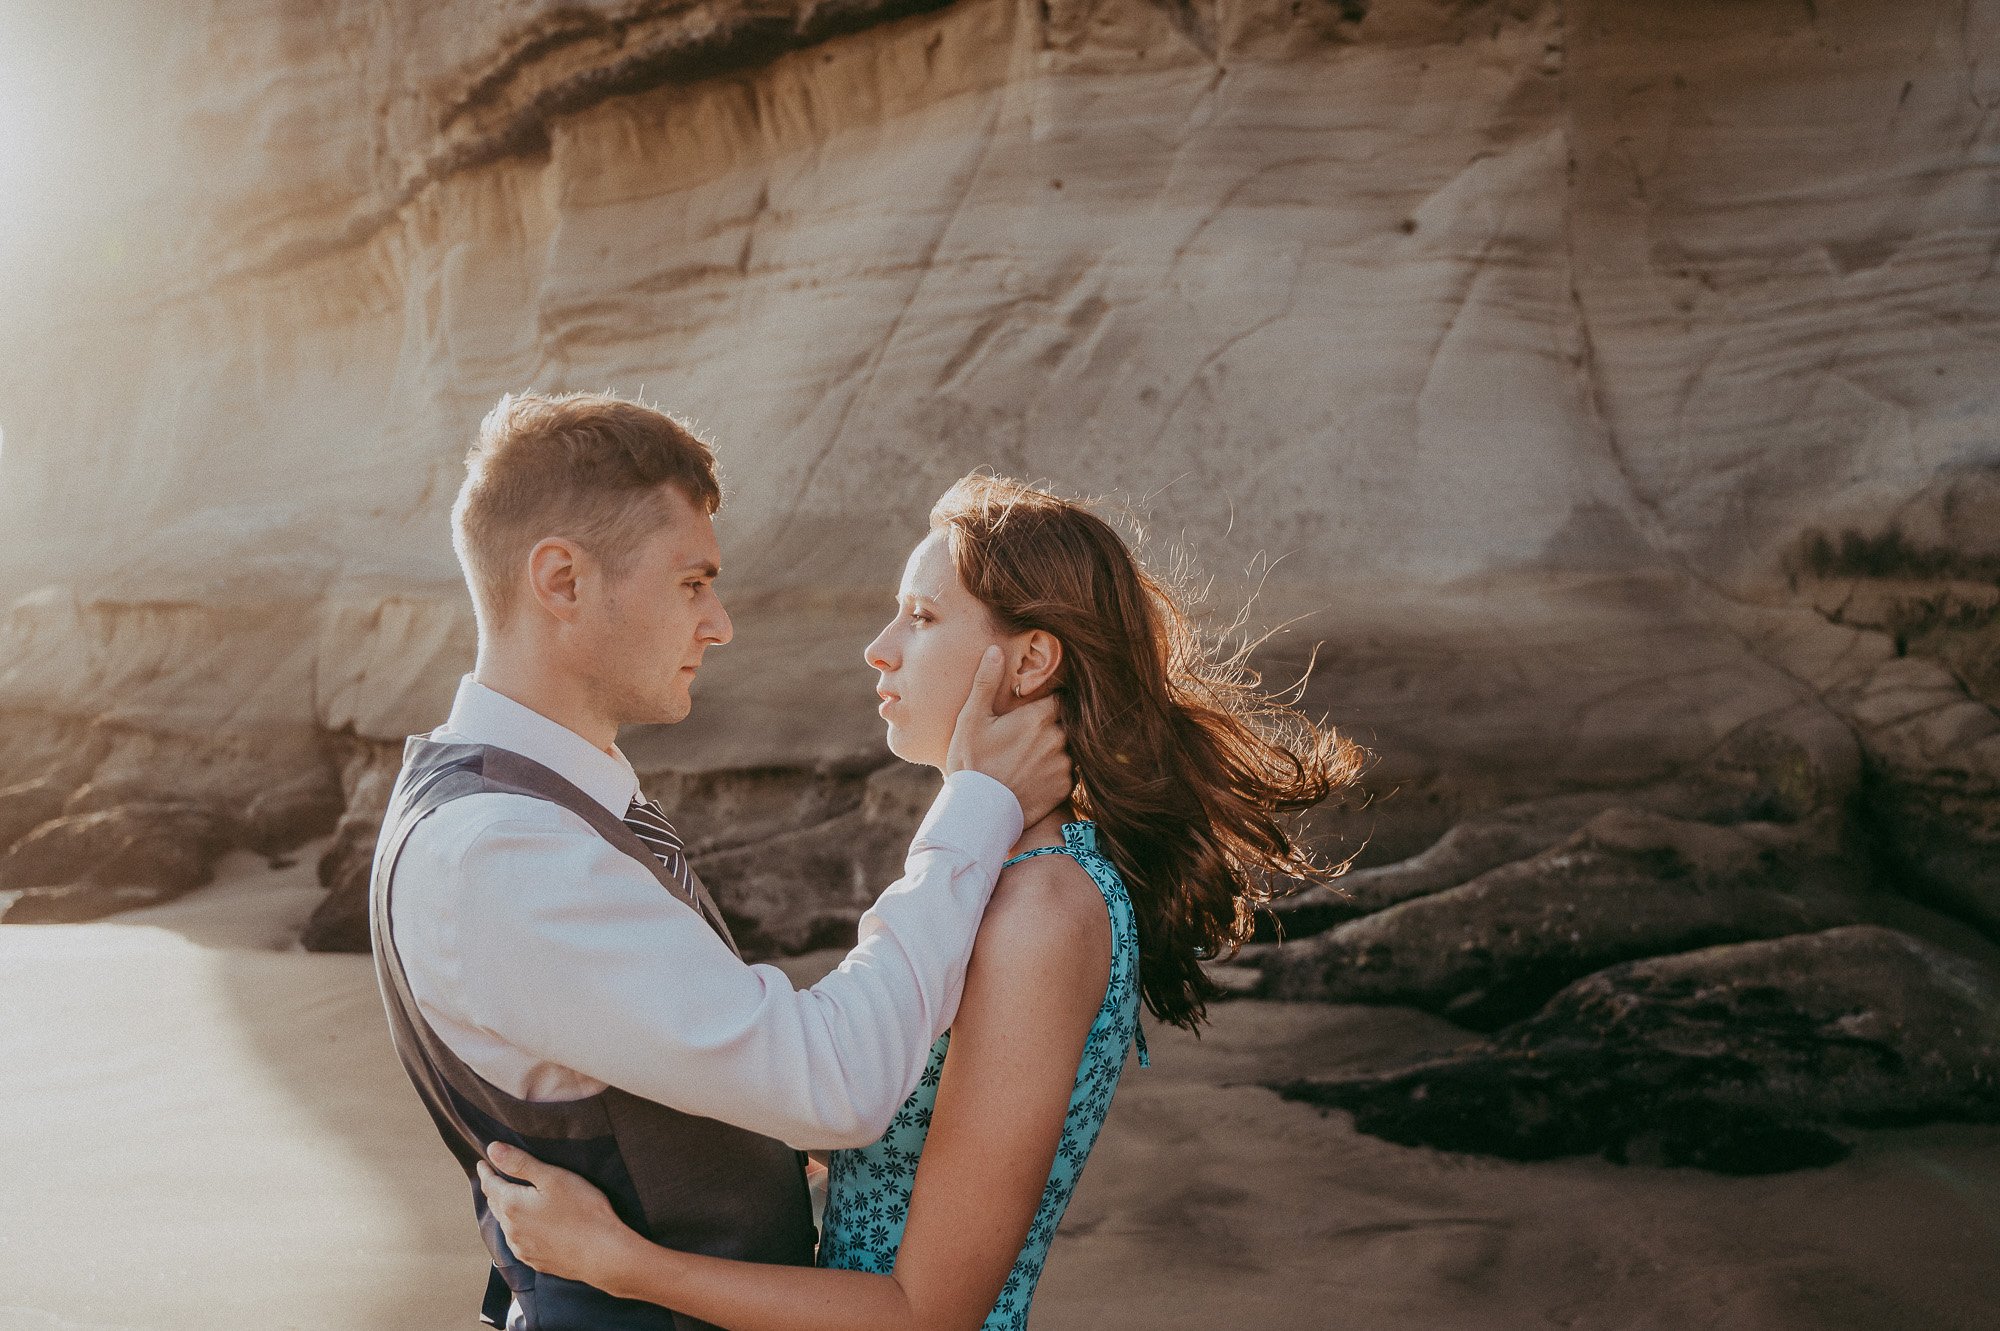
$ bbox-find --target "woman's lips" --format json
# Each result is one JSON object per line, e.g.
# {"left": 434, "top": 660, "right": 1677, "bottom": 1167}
{"left": 877, "top": 691, "right": 899, "bottom": 716}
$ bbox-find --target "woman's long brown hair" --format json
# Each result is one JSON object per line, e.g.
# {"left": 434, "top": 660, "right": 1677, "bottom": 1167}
{"left": 931, "top": 475, "right": 1366, "bottom": 1031}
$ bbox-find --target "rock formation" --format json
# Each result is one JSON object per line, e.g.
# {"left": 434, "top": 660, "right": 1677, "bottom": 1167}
{"left": 1263, "top": 805, "right": 1867, "bottom": 1030}
{"left": 1, "top": 0, "right": 1996, "bottom": 1167}
{"left": 1275, "top": 926, "right": 2000, "bottom": 1174}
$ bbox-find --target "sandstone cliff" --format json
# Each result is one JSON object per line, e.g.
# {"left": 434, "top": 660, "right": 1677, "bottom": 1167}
{"left": 1, "top": 0, "right": 1996, "bottom": 1167}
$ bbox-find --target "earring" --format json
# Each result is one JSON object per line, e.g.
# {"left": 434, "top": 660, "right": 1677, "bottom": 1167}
{"left": 1012, "top": 684, "right": 1024, "bottom": 697}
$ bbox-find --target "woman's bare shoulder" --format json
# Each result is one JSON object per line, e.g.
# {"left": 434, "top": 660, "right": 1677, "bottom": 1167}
{"left": 975, "top": 849, "right": 1113, "bottom": 979}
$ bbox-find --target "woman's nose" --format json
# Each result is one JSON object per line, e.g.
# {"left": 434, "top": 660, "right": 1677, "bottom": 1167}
{"left": 864, "top": 629, "right": 894, "bottom": 671}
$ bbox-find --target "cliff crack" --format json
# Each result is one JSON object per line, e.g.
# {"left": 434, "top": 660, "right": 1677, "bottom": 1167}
{"left": 762, "top": 77, "right": 1010, "bottom": 565}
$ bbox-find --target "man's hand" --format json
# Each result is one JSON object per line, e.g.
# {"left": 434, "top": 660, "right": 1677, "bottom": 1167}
{"left": 945, "top": 646, "right": 1073, "bottom": 826}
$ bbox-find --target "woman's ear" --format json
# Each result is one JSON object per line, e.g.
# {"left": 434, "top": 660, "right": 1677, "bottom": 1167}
{"left": 1010, "top": 629, "right": 1064, "bottom": 701}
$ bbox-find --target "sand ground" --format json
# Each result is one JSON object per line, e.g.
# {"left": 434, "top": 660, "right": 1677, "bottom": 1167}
{"left": 3, "top": 846, "right": 1998, "bottom": 1331}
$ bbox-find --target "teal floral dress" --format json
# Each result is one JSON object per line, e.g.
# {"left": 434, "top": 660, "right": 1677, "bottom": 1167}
{"left": 816, "top": 821, "right": 1149, "bottom": 1328}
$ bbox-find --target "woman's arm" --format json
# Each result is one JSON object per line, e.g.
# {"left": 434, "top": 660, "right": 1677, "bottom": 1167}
{"left": 480, "top": 851, "right": 1112, "bottom": 1331}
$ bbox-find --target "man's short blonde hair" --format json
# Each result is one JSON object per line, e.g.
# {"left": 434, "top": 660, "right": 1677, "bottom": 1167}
{"left": 451, "top": 391, "right": 722, "bottom": 628}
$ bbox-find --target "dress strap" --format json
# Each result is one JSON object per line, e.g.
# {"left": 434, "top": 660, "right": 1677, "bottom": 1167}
{"left": 1002, "top": 844, "right": 1072, "bottom": 867}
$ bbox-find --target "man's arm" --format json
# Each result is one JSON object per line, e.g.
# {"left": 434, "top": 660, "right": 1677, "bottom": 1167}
{"left": 445, "top": 647, "right": 1070, "bottom": 1148}
{"left": 448, "top": 770, "right": 1017, "bottom": 1149}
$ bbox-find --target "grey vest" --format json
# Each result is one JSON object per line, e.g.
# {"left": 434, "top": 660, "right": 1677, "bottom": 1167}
{"left": 369, "top": 738, "right": 817, "bottom": 1331}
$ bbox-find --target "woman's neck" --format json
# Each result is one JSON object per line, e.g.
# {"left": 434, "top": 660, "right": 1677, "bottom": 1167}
{"left": 1010, "top": 802, "right": 1075, "bottom": 858}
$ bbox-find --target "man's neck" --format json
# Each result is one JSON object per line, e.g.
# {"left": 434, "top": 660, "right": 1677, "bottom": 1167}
{"left": 473, "top": 652, "right": 620, "bottom": 756}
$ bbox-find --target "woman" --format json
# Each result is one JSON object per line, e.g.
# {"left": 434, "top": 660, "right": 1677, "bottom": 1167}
{"left": 478, "top": 474, "right": 1364, "bottom": 1331}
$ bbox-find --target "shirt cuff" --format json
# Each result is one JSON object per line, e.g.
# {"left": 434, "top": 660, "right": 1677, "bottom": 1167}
{"left": 912, "top": 769, "right": 1024, "bottom": 868}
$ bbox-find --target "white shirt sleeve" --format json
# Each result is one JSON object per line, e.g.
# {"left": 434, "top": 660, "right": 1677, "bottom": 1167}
{"left": 448, "top": 769, "right": 1023, "bottom": 1149}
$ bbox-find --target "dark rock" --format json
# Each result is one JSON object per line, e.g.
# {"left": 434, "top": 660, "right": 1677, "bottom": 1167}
{"left": 857, "top": 762, "right": 938, "bottom": 833}
{"left": 1261, "top": 807, "right": 1861, "bottom": 1029}
{"left": 62, "top": 779, "right": 165, "bottom": 818}
{"left": 298, "top": 744, "right": 401, "bottom": 952}
{"left": 0, "top": 711, "right": 104, "bottom": 801}
{"left": 1926, "top": 612, "right": 2000, "bottom": 712}
{"left": 690, "top": 764, "right": 936, "bottom": 958}
{"left": 1275, "top": 925, "right": 2000, "bottom": 1173}
{"left": 1832, "top": 657, "right": 2000, "bottom": 940}
{"left": 1203, "top": 949, "right": 1271, "bottom": 999}
{"left": 300, "top": 749, "right": 401, "bottom": 954}
{"left": 0, "top": 777, "right": 67, "bottom": 854}
{"left": 644, "top": 760, "right": 878, "bottom": 858}
{"left": 1870, "top": 778, "right": 2000, "bottom": 932}
{"left": 1255, "top": 702, "right": 1863, "bottom": 945}
{"left": 0, "top": 802, "right": 236, "bottom": 923}
{"left": 315, "top": 807, "right": 385, "bottom": 896}
{"left": 300, "top": 857, "right": 374, "bottom": 952}
{"left": 1257, "top": 791, "right": 1649, "bottom": 942}
{"left": 240, "top": 770, "right": 345, "bottom": 856}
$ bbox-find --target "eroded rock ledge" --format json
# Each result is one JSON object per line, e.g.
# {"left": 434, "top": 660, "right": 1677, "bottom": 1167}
{"left": 1276, "top": 926, "right": 2000, "bottom": 1174}
{"left": 223, "top": 0, "right": 972, "bottom": 285}
{"left": 1238, "top": 549, "right": 2000, "bottom": 1172}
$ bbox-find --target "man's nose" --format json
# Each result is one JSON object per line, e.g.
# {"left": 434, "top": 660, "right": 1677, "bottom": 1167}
{"left": 705, "top": 593, "right": 733, "bottom": 646}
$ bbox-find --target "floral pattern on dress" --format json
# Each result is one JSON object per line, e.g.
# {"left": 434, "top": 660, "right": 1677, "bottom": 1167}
{"left": 817, "top": 822, "right": 1148, "bottom": 1329}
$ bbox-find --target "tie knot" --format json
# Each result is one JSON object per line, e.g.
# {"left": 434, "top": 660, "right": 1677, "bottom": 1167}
{"left": 623, "top": 797, "right": 684, "bottom": 854}
{"left": 620, "top": 795, "right": 729, "bottom": 945}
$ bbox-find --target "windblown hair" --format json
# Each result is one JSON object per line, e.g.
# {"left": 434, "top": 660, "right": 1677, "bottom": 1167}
{"left": 931, "top": 475, "right": 1366, "bottom": 1031}
{"left": 453, "top": 391, "right": 723, "bottom": 629}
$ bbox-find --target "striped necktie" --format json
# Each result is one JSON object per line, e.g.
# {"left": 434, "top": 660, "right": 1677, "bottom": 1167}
{"left": 622, "top": 795, "right": 699, "bottom": 907}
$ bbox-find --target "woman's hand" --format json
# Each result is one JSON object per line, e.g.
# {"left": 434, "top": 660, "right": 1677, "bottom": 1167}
{"left": 476, "top": 1142, "right": 643, "bottom": 1294}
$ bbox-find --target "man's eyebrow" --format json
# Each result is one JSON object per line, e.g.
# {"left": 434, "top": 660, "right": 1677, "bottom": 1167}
{"left": 678, "top": 561, "right": 721, "bottom": 578}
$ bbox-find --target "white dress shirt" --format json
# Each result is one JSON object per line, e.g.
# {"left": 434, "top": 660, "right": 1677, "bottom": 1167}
{"left": 388, "top": 676, "right": 1024, "bottom": 1150}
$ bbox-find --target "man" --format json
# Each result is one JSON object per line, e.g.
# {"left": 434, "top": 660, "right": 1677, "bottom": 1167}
{"left": 368, "top": 391, "right": 1070, "bottom": 1331}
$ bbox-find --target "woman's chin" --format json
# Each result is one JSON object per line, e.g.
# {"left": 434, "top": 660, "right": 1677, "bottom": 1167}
{"left": 882, "top": 726, "right": 946, "bottom": 770}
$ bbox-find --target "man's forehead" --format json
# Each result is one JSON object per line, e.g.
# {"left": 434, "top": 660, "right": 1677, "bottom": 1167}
{"left": 647, "top": 500, "right": 721, "bottom": 570}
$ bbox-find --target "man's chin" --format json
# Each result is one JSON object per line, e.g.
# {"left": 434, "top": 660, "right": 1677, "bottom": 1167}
{"left": 622, "top": 688, "right": 694, "bottom": 728}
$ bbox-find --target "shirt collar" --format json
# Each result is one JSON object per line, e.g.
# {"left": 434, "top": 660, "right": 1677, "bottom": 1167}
{"left": 436, "top": 675, "right": 642, "bottom": 817}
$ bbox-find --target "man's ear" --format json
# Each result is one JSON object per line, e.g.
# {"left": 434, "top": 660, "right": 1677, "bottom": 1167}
{"left": 526, "top": 537, "right": 585, "bottom": 623}
{"left": 1011, "top": 629, "right": 1064, "bottom": 701}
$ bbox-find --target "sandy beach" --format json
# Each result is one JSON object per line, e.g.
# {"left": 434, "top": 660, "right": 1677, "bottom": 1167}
{"left": 4, "top": 846, "right": 1998, "bottom": 1331}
